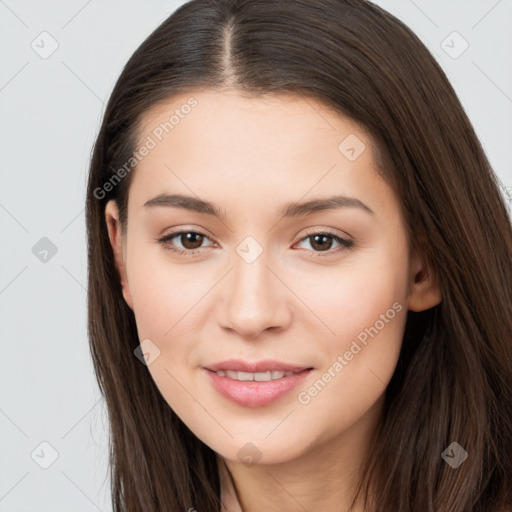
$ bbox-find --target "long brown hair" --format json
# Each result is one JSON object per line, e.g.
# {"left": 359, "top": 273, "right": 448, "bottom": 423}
{"left": 85, "top": 1, "right": 512, "bottom": 510}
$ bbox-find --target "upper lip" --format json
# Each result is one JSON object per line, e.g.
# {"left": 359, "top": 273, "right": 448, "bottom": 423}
{"left": 204, "top": 359, "right": 312, "bottom": 373}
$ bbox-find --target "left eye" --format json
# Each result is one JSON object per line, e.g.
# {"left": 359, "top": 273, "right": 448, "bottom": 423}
{"left": 158, "top": 230, "right": 353, "bottom": 256}
{"left": 295, "top": 232, "right": 353, "bottom": 255}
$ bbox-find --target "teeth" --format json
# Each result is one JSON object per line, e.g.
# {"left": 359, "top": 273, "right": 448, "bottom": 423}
{"left": 217, "top": 370, "right": 295, "bottom": 381}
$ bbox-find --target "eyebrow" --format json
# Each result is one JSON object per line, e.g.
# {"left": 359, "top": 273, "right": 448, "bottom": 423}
{"left": 143, "top": 193, "right": 375, "bottom": 220}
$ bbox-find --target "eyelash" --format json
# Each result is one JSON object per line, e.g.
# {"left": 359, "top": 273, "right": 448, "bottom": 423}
{"left": 157, "top": 229, "right": 354, "bottom": 258}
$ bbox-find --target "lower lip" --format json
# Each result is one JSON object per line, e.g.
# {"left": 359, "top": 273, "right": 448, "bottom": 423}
{"left": 203, "top": 368, "right": 313, "bottom": 408}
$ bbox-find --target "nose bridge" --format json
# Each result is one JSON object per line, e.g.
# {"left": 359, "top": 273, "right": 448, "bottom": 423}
{"left": 218, "top": 236, "right": 292, "bottom": 337}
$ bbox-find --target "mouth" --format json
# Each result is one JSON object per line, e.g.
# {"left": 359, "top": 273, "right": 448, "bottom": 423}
{"left": 203, "top": 365, "right": 314, "bottom": 408}
{"left": 205, "top": 368, "right": 311, "bottom": 381}
{"left": 204, "top": 358, "right": 312, "bottom": 375}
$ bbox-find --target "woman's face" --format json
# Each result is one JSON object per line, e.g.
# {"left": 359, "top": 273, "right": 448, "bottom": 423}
{"left": 105, "top": 89, "right": 440, "bottom": 465}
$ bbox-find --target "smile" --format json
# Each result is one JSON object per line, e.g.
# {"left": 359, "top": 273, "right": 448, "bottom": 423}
{"left": 214, "top": 370, "right": 296, "bottom": 381}
{"left": 204, "top": 368, "right": 313, "bottom": 407}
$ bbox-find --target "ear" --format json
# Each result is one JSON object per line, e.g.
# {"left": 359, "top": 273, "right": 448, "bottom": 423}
{"left": 105, "top": 200, "right": 134, "bottom": 310}
{"left": 407, "top": 250, "right": 442, "bottom": 312}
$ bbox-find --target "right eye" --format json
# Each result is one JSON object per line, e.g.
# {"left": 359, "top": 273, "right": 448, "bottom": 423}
{"left": 158, "top": 230, "right": 216, "bottom": 256}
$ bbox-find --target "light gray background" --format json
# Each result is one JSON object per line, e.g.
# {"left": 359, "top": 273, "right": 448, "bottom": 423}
{"left": 1, "top": 1, "right": 511, "bottom": 510}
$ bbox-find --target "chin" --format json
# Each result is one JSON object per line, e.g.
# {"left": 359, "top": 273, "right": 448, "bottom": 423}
{"left": 212, "top": 436, "right": 310, "bottom": 468}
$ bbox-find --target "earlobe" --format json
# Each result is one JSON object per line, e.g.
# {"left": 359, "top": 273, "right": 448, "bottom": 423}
{"left": 104, "top": 200, "right": 134, "bottom": 310}
{"left": 407, "top": 252, "right": 442, "bottom": 312}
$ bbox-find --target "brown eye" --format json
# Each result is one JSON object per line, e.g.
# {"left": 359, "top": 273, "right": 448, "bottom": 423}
{"left": 295, "top": 231, "right": 354, "bottom": 257}
{"left": 158, "top": 230, "right": 213, "bottom": 255}
{"left": 178, "top": 232, "right": 205, "bottom": 250}
{"left": 309, "top": 234, "right": 335, "bottom": 251}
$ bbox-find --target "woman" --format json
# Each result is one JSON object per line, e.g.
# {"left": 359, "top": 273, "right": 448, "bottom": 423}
{"left": 85, "top": 0, "right": 512, "bottom": 510}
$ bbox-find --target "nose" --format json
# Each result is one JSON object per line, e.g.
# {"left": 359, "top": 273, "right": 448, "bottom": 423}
{"left": 217, "top": 247, "right": 293, "bottom": 339}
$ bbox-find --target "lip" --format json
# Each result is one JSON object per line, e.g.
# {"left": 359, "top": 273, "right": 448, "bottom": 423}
{"left": 204, "top": 359, "right": 312, "bottom": 373}
{"left": 203, "top": 365, "right": 314, "bottom": 408}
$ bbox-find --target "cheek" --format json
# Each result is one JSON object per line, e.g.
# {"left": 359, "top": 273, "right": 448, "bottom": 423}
{"left": 125, "top": 237, "right": 209, "bottom": 339}
{"left": 125, "top": 249, "right": 207, "bottom": 411}
{"left": 295, "top": 301, "right": 406, "bottom": 444}
{"left": 293, "top": 248, "right": 408, "bottom": 345}
{"left": 291, "top": 247, "right": 408, "bottom": 402}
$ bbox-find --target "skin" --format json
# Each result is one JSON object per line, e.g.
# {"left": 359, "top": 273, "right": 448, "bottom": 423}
{"left": 105, "top": 89, "right": 442, "bottom": 512}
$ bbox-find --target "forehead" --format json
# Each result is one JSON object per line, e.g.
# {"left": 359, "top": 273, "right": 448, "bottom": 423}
{"left": 137, "top": 88, "right": 369, "bottom": 153}
{"left": 129, "top": 89, "right": 396, "bottom": 219}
